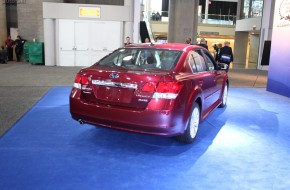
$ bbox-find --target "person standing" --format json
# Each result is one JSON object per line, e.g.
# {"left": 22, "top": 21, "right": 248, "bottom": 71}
{"left": 198, "top": 38, "right": 208, "bottom": 50}
{"left": 217, "top": 41, "right": 234, "bottom": 72}
{"left": 215, "top": 43, "right": 223, "bottom": 61}
{"left": 5, "top": 36, "right": 14, "bottom": 61}
{"left": 14, "top": 36, "right": 26, "bottom": 62}
{"left": 0, "top": 46, "right": 8, "bottom": 64}
{"left": 124, "top": 36, "right": 132, "bottom": 46}
{"left": 185, "top": 37, "right": 192, "bottom": 44}
{"left": 156, "top": 12, "right": 161, "bottom": 21}
{"left": 144, "top": 37, "right": 150, "bottom": 43}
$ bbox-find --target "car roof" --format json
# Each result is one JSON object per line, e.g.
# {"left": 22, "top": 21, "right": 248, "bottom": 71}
{"left": 124, "top": 43, "right": 201, "bottom": 52}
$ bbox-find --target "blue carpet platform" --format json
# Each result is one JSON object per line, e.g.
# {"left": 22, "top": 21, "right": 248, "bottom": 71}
{"left": 0, "top": 87, "right": 290, "bottom": 190}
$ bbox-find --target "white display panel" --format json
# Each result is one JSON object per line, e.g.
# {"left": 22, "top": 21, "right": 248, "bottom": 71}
{"left": 58, "top": 20, "right": 122, "bottom": 67}
{"left": 59, "top": 20, "right": 75, "bottom": 66}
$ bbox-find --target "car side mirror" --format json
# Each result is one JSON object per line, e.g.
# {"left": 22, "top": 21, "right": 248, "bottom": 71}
{"left": 218, "top": 63, "right": 228, "bottom": 70}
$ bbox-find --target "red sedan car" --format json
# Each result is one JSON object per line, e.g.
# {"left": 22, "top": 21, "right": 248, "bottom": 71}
{"left": 70, "top": 43, "right": 228, "bottom": 143}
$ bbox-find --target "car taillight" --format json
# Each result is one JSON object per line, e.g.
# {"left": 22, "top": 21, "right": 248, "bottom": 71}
{"left": 73, "top": 73, "right": 89, "bottom": 89}
{"left": 142, "top": 82, "right": 183, "bottom": 99}
{"left": 153, "top": 82, "right": 183, "bottom": 99}
{"left": 145, "top": 81, "right": 183, "bottom": 110}
{"left": 142, "top": 82, "right": 157, "bottom": 92}
{"left": 156, "top": 82, "right": 182, "bottom": 93}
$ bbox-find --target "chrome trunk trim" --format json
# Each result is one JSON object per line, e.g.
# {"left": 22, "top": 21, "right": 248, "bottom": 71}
{"left": 92, "top": 80, "right": 138, "bottom": 89}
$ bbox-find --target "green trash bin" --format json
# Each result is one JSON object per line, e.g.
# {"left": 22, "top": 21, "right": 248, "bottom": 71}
{"left": 29, "top": 42, "right": 44, "bottom": 65}
{"left": 23, "top": 41, "right": 32, "bottom": 62}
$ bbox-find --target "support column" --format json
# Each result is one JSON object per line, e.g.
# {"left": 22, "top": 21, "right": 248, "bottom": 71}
{"left": 205, "top": 0, "right": 209, "bottom": 20}
{"left": 146, "top": 0, "right": 152, "bottom": 15}
{"left": 0, "top": 3, "right": 7, "bottom": 45}
{"left": 168, "top": 0, "right": 199, "bottom": 44}
{"left": 44, "top": 19, "right": 55, "bottom": 66}
{"left": 233, "top": 31, "right": 248, "bottom": 68}
{"left": 124, "top": 0, "right": 136, "bottom": 43}
{"left": 133, "top": 0, "right": 141, "bottom": 43}
{"left": 237, "top": 0, "right": 243, "bottom": 20}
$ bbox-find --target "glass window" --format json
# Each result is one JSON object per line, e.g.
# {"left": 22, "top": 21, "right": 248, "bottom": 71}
{"left": 187, "top": 50, "right": 207, "bottom": 73}
{"left": 98, "top": 48, "right": 182, "bottom": 70}
{"left": 202, "top": 51, "right": 216, "bottom": 71}
{"left": 188, "top": 53, "right": 197, "bottom": 73}
{"left": 192, "top": 50, "right": 207, "bottom": 72}
{"left": 243, "top": 0, "right": 263, "bottom": 19}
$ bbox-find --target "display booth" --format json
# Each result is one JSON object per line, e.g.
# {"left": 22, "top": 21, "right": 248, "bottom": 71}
{"left": 267, "top": 0, "right": 290, "bottom": 97}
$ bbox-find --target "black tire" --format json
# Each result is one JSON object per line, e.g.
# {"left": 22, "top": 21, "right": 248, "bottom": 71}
{"left": 176, "top": 103, "right": 200, "bottom": 143}
{"left": 218, "top": 83, "right": 228, "bottom": 108}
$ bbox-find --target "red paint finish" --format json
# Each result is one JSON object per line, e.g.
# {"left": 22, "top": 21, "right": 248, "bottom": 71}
{"left": 70, "top": 43, "right": 228, "bottom": 138}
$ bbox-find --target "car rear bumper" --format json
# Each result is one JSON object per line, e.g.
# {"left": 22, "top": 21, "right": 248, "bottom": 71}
{"left": 70, "top": 90, "right": 187, "bottom": 137}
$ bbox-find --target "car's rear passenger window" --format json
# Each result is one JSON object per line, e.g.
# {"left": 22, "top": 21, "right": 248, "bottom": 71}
{"left": 203, "top": 53, "right": 215, "bottom": 71}
{"left": 192, "top": 50, "right": 207, "bottom": 72}
{"left": 188, "top": 53, "right": 197, "bottom": 73}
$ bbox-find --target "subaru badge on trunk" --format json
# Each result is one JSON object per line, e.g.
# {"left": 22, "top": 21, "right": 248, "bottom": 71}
{"left": 109, "top": 73, "right": 119, "bottom": 79}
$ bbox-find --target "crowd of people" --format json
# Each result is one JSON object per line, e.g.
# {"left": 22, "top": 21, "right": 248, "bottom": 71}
{"left": 124, "top": 36, "right": 150, "bottom": 46}
{"left": 151, "top": 12, "right": 162, "bottom": 21}
{"left": 0, "top": 35, "right": 26, "bottom": 64}
{"left": 185, "top": 37, "right": 234, "bottom": 71}
{"left": 214, "top": 41, "right": 234, "bottom": 71}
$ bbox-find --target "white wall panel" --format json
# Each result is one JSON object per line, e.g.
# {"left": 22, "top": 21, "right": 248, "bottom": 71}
{"left": 58, "top": 20, "right": 122, "bottom": 66}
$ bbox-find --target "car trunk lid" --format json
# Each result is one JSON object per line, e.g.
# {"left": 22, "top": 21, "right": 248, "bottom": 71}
{"left": 79, "top": 66, "right": 175, "bottom": 109}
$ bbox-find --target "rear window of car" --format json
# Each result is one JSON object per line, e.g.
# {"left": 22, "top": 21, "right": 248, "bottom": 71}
{"left": 98, "top": 48, "right": 182, "bottom": 70}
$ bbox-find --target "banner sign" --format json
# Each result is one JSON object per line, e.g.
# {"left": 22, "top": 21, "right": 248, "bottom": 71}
{"left": 79, "top": 7, "right": 101, "bottom": 18}
{"left": 267, "top": 0, "right": 290, "bottom": 97}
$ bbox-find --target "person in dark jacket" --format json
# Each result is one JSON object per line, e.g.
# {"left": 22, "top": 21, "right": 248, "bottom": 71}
{"left": 215, "top": 43, "right": 223, "bottom": 61}
{"left": 14, "top": 36, "right": 26, "bottom": 62}
{"left": 185, "top": 37, "right": 192, "bottom": 44}
{"left": 198, "top": 38, "right": 208, "bottom": 50}
{"left": 0, "top": 46, "right": 8, "bottom": 64}
{"left": 217, "top": 41, "right": 234, "bottom": 72}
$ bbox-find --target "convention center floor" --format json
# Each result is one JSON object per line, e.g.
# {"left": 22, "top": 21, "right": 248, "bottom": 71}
{"left": 0, "top": 62, "right": 268, "bottom": 136}
{"left": 1, "top": 62, "right": 290, "bottom": 189}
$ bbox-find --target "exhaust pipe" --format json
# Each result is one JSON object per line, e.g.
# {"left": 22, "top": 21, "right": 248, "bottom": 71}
{"left": 78, "top": 119, "right": 84, "bottom": 124}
